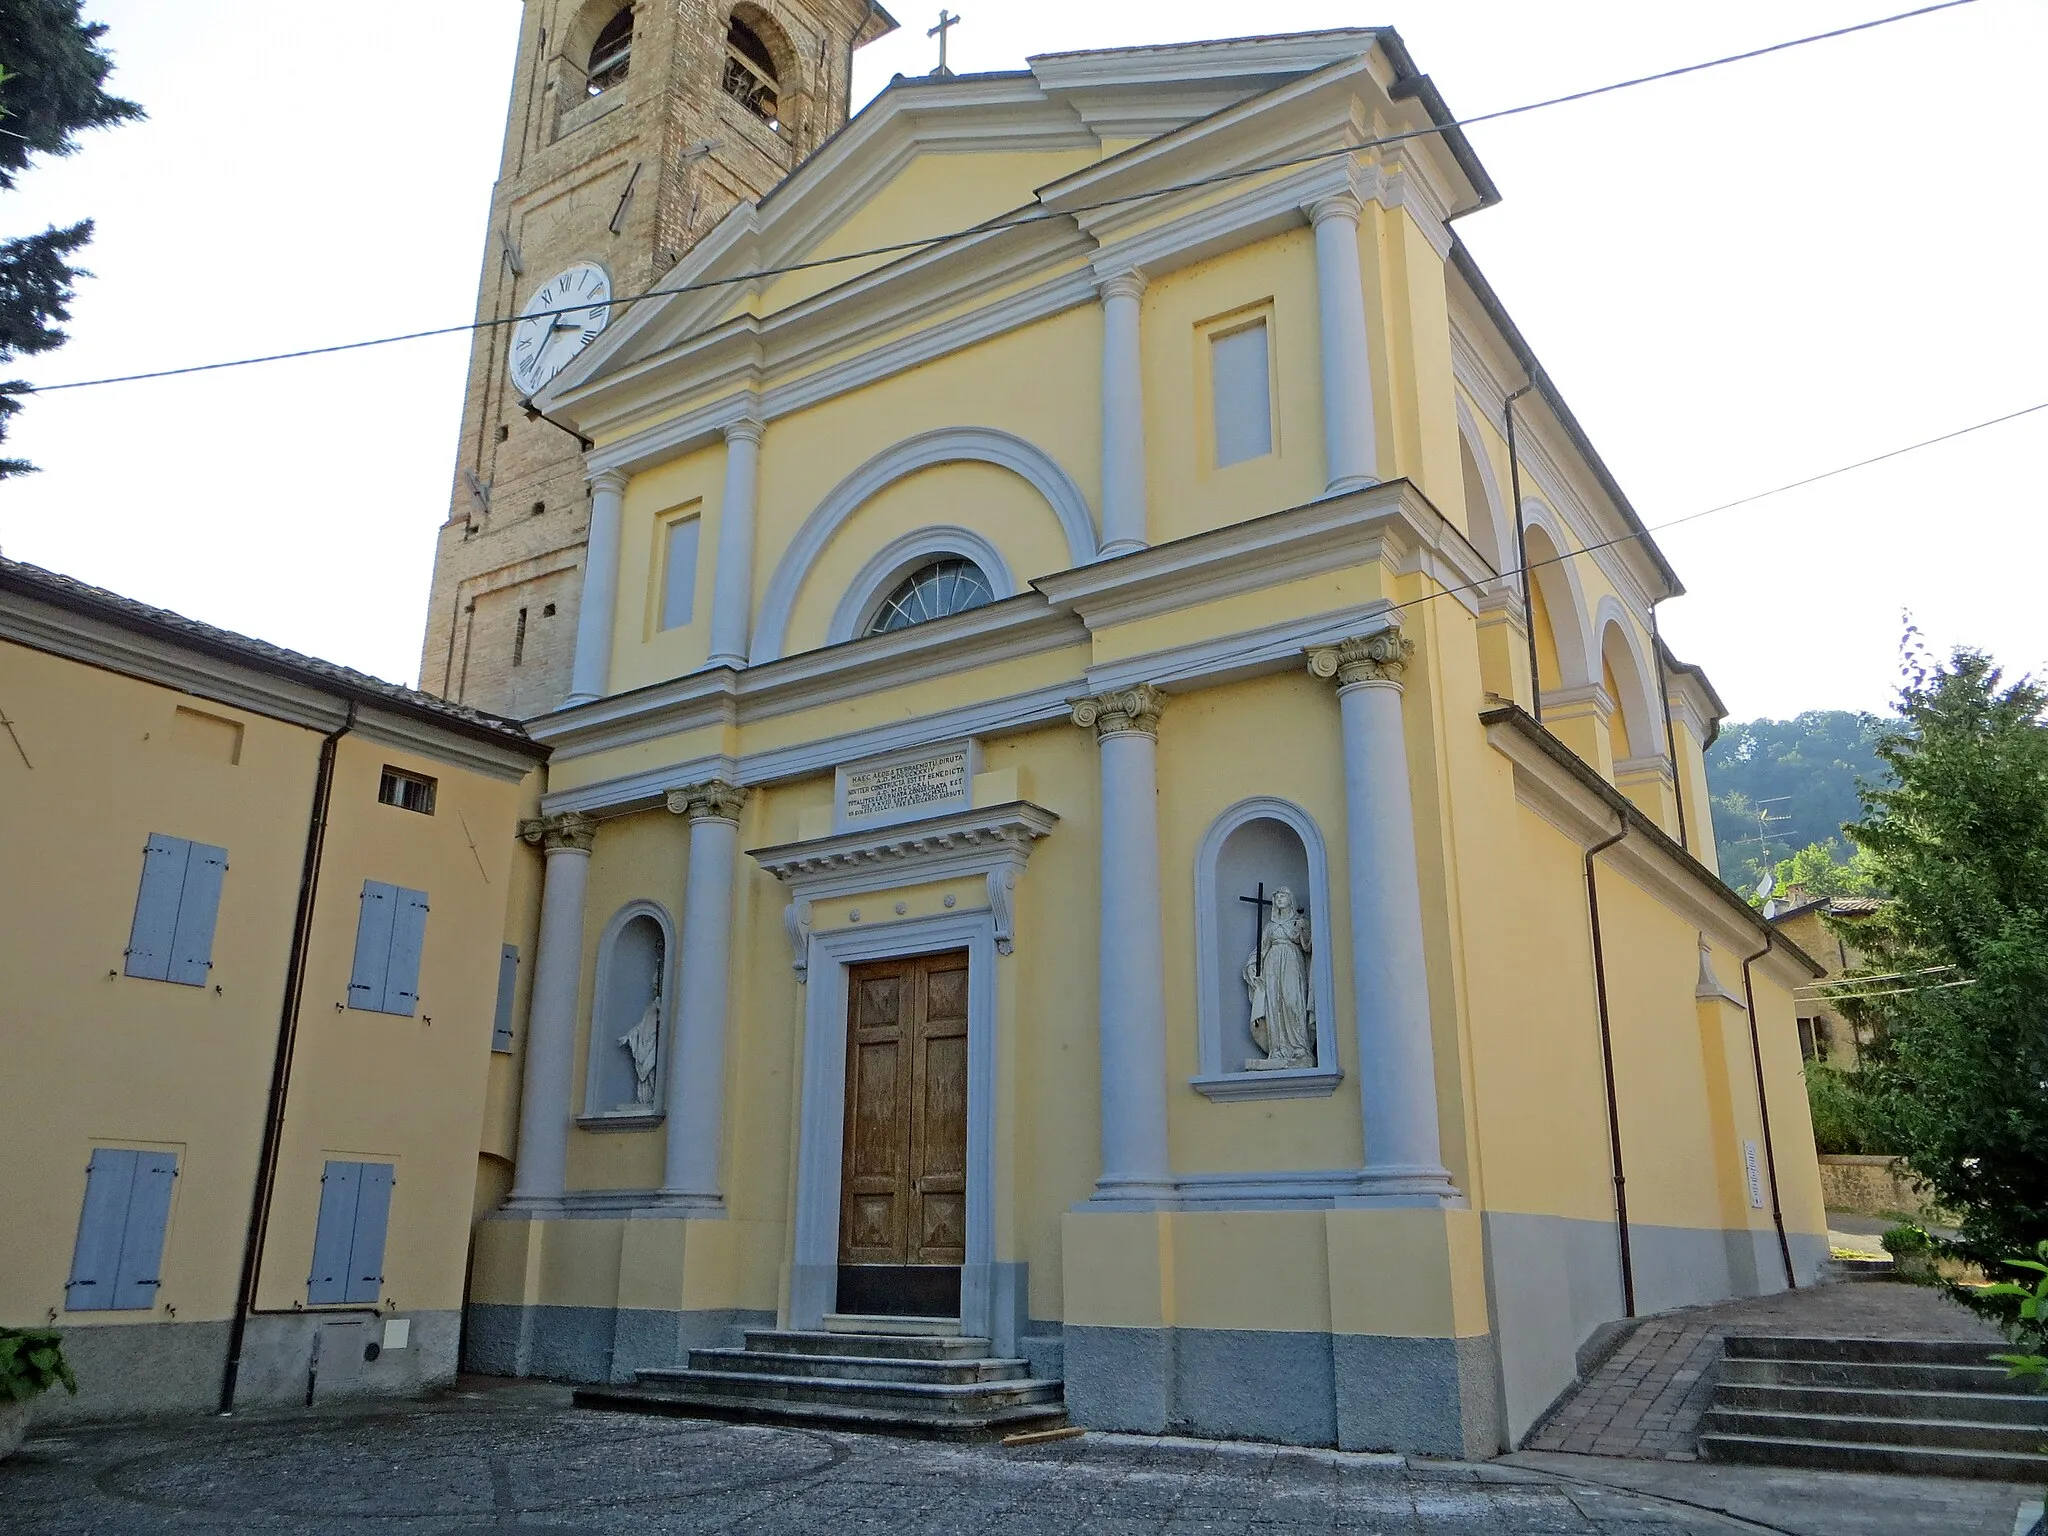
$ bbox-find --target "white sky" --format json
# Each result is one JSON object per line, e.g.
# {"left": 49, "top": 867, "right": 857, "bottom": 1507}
{"left": 2, "top": 1, "right": 2042, "bottom": 718}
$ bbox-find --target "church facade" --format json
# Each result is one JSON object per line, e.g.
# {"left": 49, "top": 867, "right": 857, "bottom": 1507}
{"left": 459, "top": 21, "right": 1829, "bottom": 1455}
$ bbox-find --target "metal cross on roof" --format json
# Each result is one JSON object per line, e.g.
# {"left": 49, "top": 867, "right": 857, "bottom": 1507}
{"left": 928, "top": 9, "right": 960, "bottom": 77}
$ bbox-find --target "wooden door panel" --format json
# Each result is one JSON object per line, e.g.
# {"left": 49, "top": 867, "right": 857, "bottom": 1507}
{"left": 840, "top": 949, "right": 970, "bottom": 1273}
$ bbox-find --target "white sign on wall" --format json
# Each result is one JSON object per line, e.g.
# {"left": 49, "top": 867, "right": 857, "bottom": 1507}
{"left": 835, "top": 739, "right": 979, "bottom": 832}
{"left": 1743, "top": 1140, "right": 1765, "bottom": 1210}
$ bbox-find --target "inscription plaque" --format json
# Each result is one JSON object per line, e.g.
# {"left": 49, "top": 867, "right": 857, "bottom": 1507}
{"left": 835, "top": 740, "right": 979, "bottom": 832}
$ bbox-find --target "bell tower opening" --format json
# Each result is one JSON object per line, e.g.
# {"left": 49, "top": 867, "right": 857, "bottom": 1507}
{"left": 419, "top": 0, "right": 899, "bottom": 720}
{"left": 586, "top": 8, "right": 634, "bottom": 96}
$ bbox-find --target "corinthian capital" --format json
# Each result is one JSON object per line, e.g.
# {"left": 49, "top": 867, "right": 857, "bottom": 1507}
{"left": 519, "top": 811, "right": 597, "bottom": 853}
{"left": 1306, "top": 628, "right": 1413, "bottom": 689}
{"left": 665, "top": 779, "right": 749, "bottom": 822}
{"left": 1071, "top": 683, "right": 1166, "bottom": 740}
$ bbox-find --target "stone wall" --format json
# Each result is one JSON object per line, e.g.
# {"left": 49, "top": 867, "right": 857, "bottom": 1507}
{"left": 1817, "top": 1154, "right": 1943, "bottom": 1220}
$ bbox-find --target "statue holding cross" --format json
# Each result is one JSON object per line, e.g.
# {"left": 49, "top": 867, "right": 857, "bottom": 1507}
{"left": 1241, "top": 884, "right": 1314, "bottom": 1071}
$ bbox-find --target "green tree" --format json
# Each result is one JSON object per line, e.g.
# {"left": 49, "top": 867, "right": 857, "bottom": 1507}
{"left": 1770, "top": 838, "right": 1880, "bottom": 905}
{"left": 0, "top": 1, "right": 143, "bottom": 475}
{"left": 1842, "top": 643, "right": 2048, "bottom": 1270}
{"left": 1706, "top": 711, "right": 1891, "bottom": 889}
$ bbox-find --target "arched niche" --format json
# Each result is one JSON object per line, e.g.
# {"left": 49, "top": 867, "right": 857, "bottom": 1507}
{"left": 583, "top": 901, "right": 675, "bottom": 1120}
{"left": 1192, "top": 798, "right": 1342, "bottom": 1100}
{"left": 752, "top": 427, "right": 1098, "bottom": 663}
{"left": 1596, "top": 600, "right": 1661, "bottom": 764}
{"left": 1453, "top": 397, "right": 1516, "bottom": 591}
{"left": 1520, "top": 502, "right": 1595, "bottom": 694}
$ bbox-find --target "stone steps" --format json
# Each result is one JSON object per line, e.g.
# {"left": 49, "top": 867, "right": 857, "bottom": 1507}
{"left": 573, "top": 1324, "right": 1066, "bottom": 1441}
{"left": 1699, "top": 1334, "right": 2048, "bottom": 1480}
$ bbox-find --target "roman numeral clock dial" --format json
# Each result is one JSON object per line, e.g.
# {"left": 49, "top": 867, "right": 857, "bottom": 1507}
{"left": 508, "top": 262, "right": 612, "bottom": 399}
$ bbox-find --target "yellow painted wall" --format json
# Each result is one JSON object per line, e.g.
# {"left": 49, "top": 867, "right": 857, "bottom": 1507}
{"left": 0, "top": 638, "right": 531, "bottom": 1334}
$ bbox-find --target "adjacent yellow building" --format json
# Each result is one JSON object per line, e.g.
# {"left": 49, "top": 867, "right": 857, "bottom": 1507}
{"left": 454, "top": 22, "right": 1830, "bottom": 1456}
{"left": 0, "top": 557, "right": 546, "bottom": 1422}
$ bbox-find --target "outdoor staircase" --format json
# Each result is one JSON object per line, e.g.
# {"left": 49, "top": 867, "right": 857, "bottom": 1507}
{"left": 573, "top": 1316, "right": 1066, "bottom": 1440}
{"left": 1700, "top": 1335, "right": 2048, "bottom": 1481}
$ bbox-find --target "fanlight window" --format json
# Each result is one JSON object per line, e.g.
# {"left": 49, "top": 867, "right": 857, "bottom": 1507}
{"left": 863, "top": 558, "right": 994, "bottom": 637}
{"left": 587, "top": 9, "right": 634, "bottom": 96}
{"left": 722, "top": 18, "right": 781, "bottom": 128}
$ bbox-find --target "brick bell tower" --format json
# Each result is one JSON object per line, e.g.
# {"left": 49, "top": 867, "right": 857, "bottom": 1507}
{"left": 420, "top": 0, "right": 897, "bottom": 717}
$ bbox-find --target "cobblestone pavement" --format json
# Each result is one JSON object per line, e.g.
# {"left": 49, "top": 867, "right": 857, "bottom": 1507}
{"left": 0, "top": 1380, "right": 2032, "bottom": 1535}
{"left": 1524, "top": 1280, "right": 2005, "bottom": 1460}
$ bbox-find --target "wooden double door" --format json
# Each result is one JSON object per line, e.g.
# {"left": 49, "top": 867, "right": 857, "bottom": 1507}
{"left": 838, "top": 949, "right": 968, "bottom": 1317}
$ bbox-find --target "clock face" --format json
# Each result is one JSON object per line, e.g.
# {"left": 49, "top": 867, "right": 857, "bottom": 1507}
{"left": 508, "top": 263, "right": 612, "bottom": 398}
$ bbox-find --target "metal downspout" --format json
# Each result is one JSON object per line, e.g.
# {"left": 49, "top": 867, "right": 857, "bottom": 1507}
{"left": 1741, "top": 938, "right": 1800, "bottom": 1290}
{"left": 1585, "top": 816, "right": 1634, "bottom": 1316}
{"left": 1505, "top": 384, "right": 1541, "bottom": 720}
{"left": 219, "top": 704, "right": 354, "bottom": 1414}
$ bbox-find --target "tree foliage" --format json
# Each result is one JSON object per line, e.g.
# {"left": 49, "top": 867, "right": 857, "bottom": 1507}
{"left": 1842, "top": 643, "right": 2048, "bottom": 1269}
{"left": 0, "top": 0, "right": 142, "bottom": 476}
{"left": 1706, "top": 711, "right": 1891, "bottom": 890}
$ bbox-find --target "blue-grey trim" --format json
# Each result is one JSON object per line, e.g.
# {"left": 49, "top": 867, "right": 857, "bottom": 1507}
{"left": 462, "top": 1303, "right": 775, "bottom": 1384}
{"left": 1063, "top": 1325, "right": 1501, "bottom": 1456}
{"left": 37, "top": 1310, "right": 458, "bottom": 1425}
{"left": 1482, "top": 1211, "right": 1832, "bottom": 1444}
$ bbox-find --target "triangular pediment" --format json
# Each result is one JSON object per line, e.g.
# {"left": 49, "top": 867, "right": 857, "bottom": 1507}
{"left": 546, "top": 28, "right": 1481, "bottom": 436}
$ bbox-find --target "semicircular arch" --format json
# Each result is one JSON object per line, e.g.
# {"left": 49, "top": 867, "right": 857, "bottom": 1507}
{"left": 751, "top": 427, "right": 1098, "bottom": 663}
{"left": 1519, "top": 497, "right": 1595, "bottom": 692}
{"left": 1594, "top": 596, "right": 1661, "bottom": 763}
{"left": 1453, "top": 396, "right": 1517, "bottom": 589}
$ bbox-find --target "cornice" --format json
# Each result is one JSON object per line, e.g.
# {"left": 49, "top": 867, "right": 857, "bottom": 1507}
{"left": 0, "top": 587, "right": 539, "bottom": 779}
{"left": 1032, "top": 478, "right": 1489, "bottom": 630}
{"left": 749, "top": 799, "right": 1059, "bottom": 891}
{"left": 1480, "top": 704, "right": 1821, "bottom": 985}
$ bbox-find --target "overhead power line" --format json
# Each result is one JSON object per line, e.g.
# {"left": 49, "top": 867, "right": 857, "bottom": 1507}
{"left": 20, "top": 0, "right": 1982, "bottom": 397}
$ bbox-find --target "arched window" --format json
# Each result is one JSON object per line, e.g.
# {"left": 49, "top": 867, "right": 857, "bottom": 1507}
{"left": 586, "top": 8, "right": 634, "bottom": 96}
{"left": 722, "top": 17, "right": 781, "bottom": 126}
{"left": 863, "top": 558, "right": 994, "bottom": 636}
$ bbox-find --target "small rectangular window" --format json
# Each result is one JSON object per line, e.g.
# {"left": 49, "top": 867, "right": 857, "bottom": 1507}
{"left": 660, "top": 515, "right": 701, "bottom": 631}
{"left": 125, "top": 834, "right": 228, "bottom": 986}
{"left": 377, "top": 767, "right": 438, "bottom": 816}
{"left": 1211, "top": 319, "right": 1274, "bottom": 468}
{"left": 492, "top": 944, "right": 519, "bottom": 1053}
{"left": 512, "top": 606, "right": 528, "bottom": 667}
{"left": 348, "top": 881, "right": 430, "bottom": 1016}
{"left": 66, "top": 1147, "right": 178, "bottom": 1312}
{"left": 308, "top": 1159, "right": 394, "bottom": 1306}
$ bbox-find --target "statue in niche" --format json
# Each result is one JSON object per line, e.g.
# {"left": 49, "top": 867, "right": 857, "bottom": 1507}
{"left": 618, "top": 972, "right": 662, "bottom": 1107}
{"left": 1243, "top": 887, "right": 1315, "bottom": 1071}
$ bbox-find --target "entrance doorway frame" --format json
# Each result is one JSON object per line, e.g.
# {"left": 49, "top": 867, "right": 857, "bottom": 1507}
{"left": 790, "top": 909, "right": 999, "bottom": 1342}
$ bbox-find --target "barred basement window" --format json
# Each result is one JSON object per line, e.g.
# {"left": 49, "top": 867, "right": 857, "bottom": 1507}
{"left": 378, "top": 767, "right": 438, "bottom": 816}
{"left": 721, "top": 18, "right": 781, "bottom": 128}
{"left": 586, "top": 9, "right": 634, "bottom": 96}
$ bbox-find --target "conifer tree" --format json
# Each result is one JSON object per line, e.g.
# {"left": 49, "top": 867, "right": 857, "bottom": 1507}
{"left": 1842, "top": 636, "right": 2048, "bottom": 1268}
{"left": 0, "top": 0, "right": 142, "bottom": 476}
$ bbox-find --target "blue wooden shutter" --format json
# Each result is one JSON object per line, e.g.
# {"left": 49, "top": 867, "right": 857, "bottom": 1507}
{"left": 167, "top": 842, "right": 228, "bottom": 986}
{"left": 110, "top": 1152, "right": 178, "bottom": 1309}
{"left": 125, "top": 835, "right": 191, "bottom": 981}
{"left": 308, "top": 1161, "right": 360, "bottom": 1304}
{"left": 492, "top": 945, "right": 519, "bottom": 1052}
{"left": 66, "top": 1148, "right": 138, "bottom": 1310}
{"left": 348, "top": 882, "right": 397, "bottom": 1011}
{"left": 345, "top": 1163, "right": 394, "bottom": 1304}
{"left": 383, "top": 888, "right": 430, "bottom": 1017}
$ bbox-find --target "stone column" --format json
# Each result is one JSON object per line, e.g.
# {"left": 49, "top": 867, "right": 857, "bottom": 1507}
{"left": 567, "top": 468, "right": 629, "bottom": 705}
{"left": 1305, "top": 629, "right": 1455, "bottom": 1198}
{"left": 706, "top": 418, "right": 764, "bottom": 669}
{"left": 660, "top": 780, "right": 749, "bottom": 1202}
{"left": 1307, "top": 193, "right": 1380, "bottom": 496}
{"left": 508, "top": 812, "right": 597, "bottom": 1204}
{"left": 1098, "top": 269, "right": 1150, "bottom": 558}
{"left": 1071, "top": 685, "right": 1173, "bottom": 1201}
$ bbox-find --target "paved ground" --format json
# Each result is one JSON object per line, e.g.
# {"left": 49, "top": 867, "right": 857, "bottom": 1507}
{"left": 1, "top": 1379, "right": 2036, "bottom": 1535}
{"left": 1524, "top": 1278, "right": 2005, "bottom": 1461}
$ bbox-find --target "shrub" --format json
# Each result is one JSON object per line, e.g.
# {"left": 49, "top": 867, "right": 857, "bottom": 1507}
{"left": 1806, "top": 1065, "right": 1882, "bottom": 1155}
{"left": 0, "top": 1328, "right": 76, "bottom": 1403}
{"left": 1882, "top": 1224, "right": 1933, "bottom": 1257}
